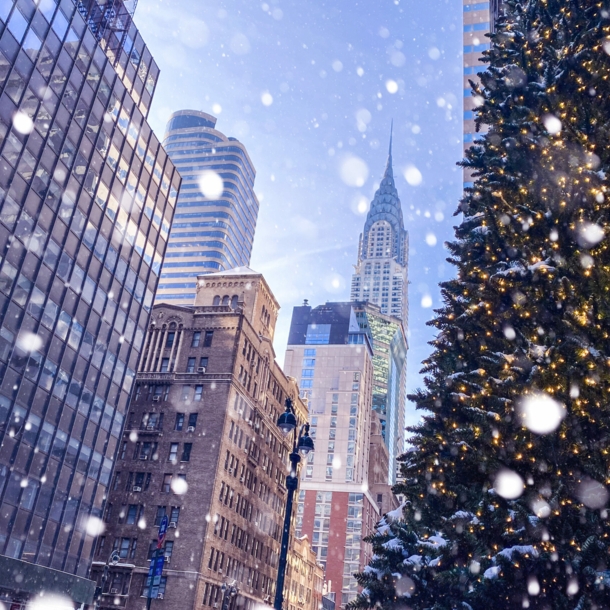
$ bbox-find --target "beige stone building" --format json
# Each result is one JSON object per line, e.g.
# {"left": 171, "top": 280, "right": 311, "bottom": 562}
{"left": 91, "top": 268, "right": 307, "bottom": 610}
{"left": 285, "top": 535, "right": 323, "bottom": 610}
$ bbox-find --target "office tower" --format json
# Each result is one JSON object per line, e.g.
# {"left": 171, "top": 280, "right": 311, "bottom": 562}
{"left": 155, "top": 111, "right": 260, "bottom": 305}
{"left": 284, "top": 302, "right": 395, "bottom": 608}
{"left": 92, "top": 268, "right": 311, "bottom": 610}
{"left": 352, "top": 303, "right": 406, "bottom": 484}
{"left": 349, "top": 140, "right": 408, "bottom": 485}
{"left": 350, "top": 135, "right": 408, "bottom": 328}
{"left": 0, "top": 0, "right": 179, "bottom": 606}
{"left": 463, "top": 0, "right": 503, "bottom": 187}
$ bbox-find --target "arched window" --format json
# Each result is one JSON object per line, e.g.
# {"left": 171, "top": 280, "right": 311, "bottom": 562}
{"left": 231, "top": 295, "right": 238, "bottom": 309}
{"left": 222, "top": 295, "right": 229, "bottom": 306}
{"left": 213, "top": 296, "right": 220, "bottom": 306}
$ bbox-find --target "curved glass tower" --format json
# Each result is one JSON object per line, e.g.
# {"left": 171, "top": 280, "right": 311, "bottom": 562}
{"left": 156, "top": 110, "right": 259, "bottom": 304}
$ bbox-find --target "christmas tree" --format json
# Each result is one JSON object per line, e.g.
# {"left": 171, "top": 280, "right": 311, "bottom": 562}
{"left": 351, "top": 0, "right": 610, "bottom": 608}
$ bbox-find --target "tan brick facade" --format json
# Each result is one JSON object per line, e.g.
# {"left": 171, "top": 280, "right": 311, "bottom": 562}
{"left": 91, "top": 269, "right": 308, "bottom": 610}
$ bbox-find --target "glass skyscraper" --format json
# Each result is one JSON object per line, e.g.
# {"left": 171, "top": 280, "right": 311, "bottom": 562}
{"left": 155, "top": 110, "right": 259, "bottom": 305}
{"left": 463, "top": 0, "right": 502, "bottom": 186}
{"left": 0, "top": 0, "right": 179, "bottom": 605}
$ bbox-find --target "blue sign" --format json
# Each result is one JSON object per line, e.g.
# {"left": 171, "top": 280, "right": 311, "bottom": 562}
{"left": 158, "top": 515, "right": 169, "bottom": 548}
{"left": 146, "top": 551, "right": 166, "bottom": 599}
{"left": 151, "top": 555, "right": 165, "bottom": 599}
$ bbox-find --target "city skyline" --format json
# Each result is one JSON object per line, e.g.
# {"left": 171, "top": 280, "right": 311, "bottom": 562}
{"left": 134, "top": 0, "right": 466, "bottom": 427}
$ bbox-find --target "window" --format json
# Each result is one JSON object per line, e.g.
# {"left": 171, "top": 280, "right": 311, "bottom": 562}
{"left": 188, "top": 413, "right": 198, "bottom": 430}
{"left": 126, "top": 504, "right": 138, "bottom": 525}
{"left": 174, "top": 414, "right": 184, "bottom": 431}
{"left": 191, "top": 332, "right": 201, "bottom": 347}
{"left": 203, "top": 331, "right": 213, "bottom": 347}
{"left": 154, "top": 506, "right": 166, "bottom": 526}
{"left": 304, "top": 349, "right": 316, "bottom": 357}
{"left": 168, "top": 443, "right": 178, "bottom": 462}
{"left": 162, "top": 474, "right": 172, "bottom": 493}
{"left": 181, "top": 443, "right": 192, "bottom": 462}
{"left": 160, "top": 358, "right": 169, "bottom": 372}
{"left": 119, "top": 537, "right": 131, "bottom": 558}
{"left": 194, "top": 386, "right": 203, "bottom": 401}
{"left": 186, "top": 357, "right": 196, "bottom": 373}
{"left": 166, "top": 332, "right": 175, "bottom": 348}
{"left": 181, "top": 386, "right": 190, "bottom": 401}
{"left": 164, "top": 540, "right": 174, "bottom": 560}
{"left": 199, "top": 357, "right": 208, "bottom": 370}
{"left": 170, "top": 506, "right": 180, "bottom": 524}
{"left": 305, "top": 324, "right": 331, "bottom": 345}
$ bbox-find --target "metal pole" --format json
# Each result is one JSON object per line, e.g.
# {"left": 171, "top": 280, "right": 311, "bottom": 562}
{"left": 274, "top": 448, "right": 300, "bottom": 610}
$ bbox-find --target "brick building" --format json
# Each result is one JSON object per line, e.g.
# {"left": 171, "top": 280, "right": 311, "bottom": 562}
{"left": 91, "top": 267, "right": 308, "bottom": 610}
{"left": 285, "top": 535, "right": 323, "bottom": 610}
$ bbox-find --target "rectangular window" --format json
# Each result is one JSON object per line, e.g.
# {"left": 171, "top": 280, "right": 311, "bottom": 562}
{"left": 168, "top": 443, "right": 178, "bottom": 462}
{"left": 203, "top": 331, "right": 213, "bottom": 347}
{"left": 119, "top": 537, "right": 130, "bottom": 558}
{"left": 194, "top": 386, "right": 203, "bottom": 401}
{"left": 162, "top": 474, "right": 171, "bottom": 493}
{"left": 166, "top": 332, "right": 175, "bottom": 348}
{"left": 170, "top": 506, "right": 180, "bottom": 524}
{"left": 186, "top": 357, "right": 196, "bottom": 373}
{"left": 126, "top": 504, "right": 138, "bottom": 525}
{"left": 199, "top": 357, "right": 208, "bottom": 370}
{"left": 181, "top": 443, "right": 192, "bottom": 462}
{"left": 154, "top": 506, "right": 166, "bottom": 526}
{"left": 305, "top": 324, "right": 331, "bottom": 345}
{"left": 304, "top": 349, "right": 316, "bottom": 357}
{"left": 191, "top": 332, "right": 201, "bottom": 347}
{"left": 174, "top": 413, "right": 184, "bottom": 431}
{"left": 188, "top": 413, "right": 198, "bottom": 430}
{"left": 160, "top": 358, "right": 169, "bottom": 372}
{"left": 164, "top": 540, "right": 174, "bottom": 559}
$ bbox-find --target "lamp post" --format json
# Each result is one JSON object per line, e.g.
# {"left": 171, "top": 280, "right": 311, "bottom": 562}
{"left": 93, "top": 550, "right": 120, "bottom": 610}
{"left": 274, "top": 397, "right": 314, "bottom": 610}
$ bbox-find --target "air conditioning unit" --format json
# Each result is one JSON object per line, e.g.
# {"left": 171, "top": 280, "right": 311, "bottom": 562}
{"left": 187, "top": 426, "right": 195, "bottom": 432}
{"left": 213, "top": 604, "right": 219, "bottom": 608}
{"left": 110, "top": 588, "right": 119, "bottom": 594}
{"left": 146, "top": 424, "right": 156, "bottom": 430}
{"left": 169, "top": 521, "right": 177, "bottom": 528}
{"left": 228, "top": 468, "right": 233, "bottom": 475}
{"left": 157, "top": 594, "right": 164, "bottom": 600}
{"left": 142, "top": 455, "right": 149, "bottom": 460}
{"left": 133, "top": 486, "right": 142, "bottom": 492}
{"left": 197, "top": 367, "right": 206, "bottom": 373}
{"left": 152, "top": 396, "right": 160, "bottom": 402}
{"left": 239, "top": 477, "right": 245, "bottom": 483}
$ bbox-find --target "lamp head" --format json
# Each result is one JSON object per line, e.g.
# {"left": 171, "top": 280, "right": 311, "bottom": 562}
{"left": 277, "top": 398, "right": 297, "bottom": 435}
{"left": 297, "top": 428, "right": 314, "bottom": 456}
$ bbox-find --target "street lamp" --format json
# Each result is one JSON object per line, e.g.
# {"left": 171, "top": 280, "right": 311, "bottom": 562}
{"left": 93, "top": 550, "right": 120, "bottom": 609}
{"left": 274, "top": 397, "right": 314, "bottom": 610}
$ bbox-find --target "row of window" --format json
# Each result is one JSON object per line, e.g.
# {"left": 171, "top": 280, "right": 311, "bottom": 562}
{"left": 118, "top": 440, "right": 192, "bottom": 463}
{"left": 110, "top": 471, "right": 186, "bottom": 493}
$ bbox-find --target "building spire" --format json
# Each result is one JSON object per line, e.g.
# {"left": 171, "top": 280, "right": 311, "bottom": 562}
{"left": 385, "top": 120, "right": 394, "bottom": 178}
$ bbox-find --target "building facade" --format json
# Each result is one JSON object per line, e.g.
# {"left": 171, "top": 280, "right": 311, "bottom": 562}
{"left": 155, "top": 111, "right": 259, "bottom": 305}
{"left": 284, "top": 302, "right": 391, "bottom": 608}
{"left": 91, "top": 268, "right": 309, "bottom": 610}
{"left": 463, "top": 0, "right": 502, "bottom": 187}
{"left": 352, "top": 303, "right": 406, "bottom": 485}
{"left": 0, "top": 0, "right": 179, "bottom": 607}
{"left": 285, "top": 535, "right": 323, "bottom": 610}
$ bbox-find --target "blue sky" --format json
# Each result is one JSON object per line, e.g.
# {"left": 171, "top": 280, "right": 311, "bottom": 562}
{"left": 135, "top": 0, "right": 465, "bottom": 427}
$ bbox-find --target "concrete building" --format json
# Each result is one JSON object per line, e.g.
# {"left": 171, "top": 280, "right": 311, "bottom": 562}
{"left": 91, "top": 267, "right": 309, "bottom": 610}
{"left": 463, "top": 0, "right": 502, "bottom": 187}
{"left": 284, "top": 302, "right": 394, "bottom": 608}
{"left": 285, "top": 535, "right": 323, "bottom": 610}
{"left": 155, "top": 111, "right": 259, "bottom": 305}
{"left": 0, "top": 1, "right": 179, "bottom": 607}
